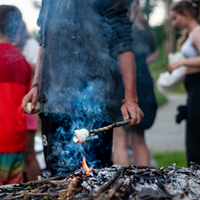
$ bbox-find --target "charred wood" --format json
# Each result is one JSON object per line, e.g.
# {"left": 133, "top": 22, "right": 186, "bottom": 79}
{"left": 1, "top": 164, "right": 200, "bottom": 199}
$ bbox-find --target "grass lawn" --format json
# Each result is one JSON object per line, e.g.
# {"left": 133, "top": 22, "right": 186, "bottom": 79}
{"left": 152, "top": 151, "right": 187, "bottom": 168}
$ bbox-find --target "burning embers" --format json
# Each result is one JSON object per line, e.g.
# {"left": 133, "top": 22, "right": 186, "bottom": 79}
{"left": 1, "top": 162, "right": 200, "bottom": 199}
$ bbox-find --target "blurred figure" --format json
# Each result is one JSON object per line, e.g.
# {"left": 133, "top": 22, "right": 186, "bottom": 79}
{"left": 113, "top": 0, "right": 157, "bottom": 167}
{"left": 14, "top": 11, "right": 42, "bottom": 181}
{"left": 168, "top": 1, "right": 200, "bottom": 166}
{"left": 0, "top": 5, "right": 31, "bottom": 185}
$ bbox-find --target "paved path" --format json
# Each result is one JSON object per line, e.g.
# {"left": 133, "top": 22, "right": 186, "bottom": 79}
{"left": 146, "top": 94, "right": 187, "bottom": 152}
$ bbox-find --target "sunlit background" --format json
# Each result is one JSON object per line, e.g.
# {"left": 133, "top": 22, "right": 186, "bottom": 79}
{"left": 0, "top": 0, "right": 166, "bottom": 34}
{"left": 0, "top": 0, "right": 41, "bottom": 32}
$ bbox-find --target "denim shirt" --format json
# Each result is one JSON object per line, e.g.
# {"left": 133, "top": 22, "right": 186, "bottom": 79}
{"left": 37, "top": 0, "right": 133, "bottom": 122}
{"left": 38, "top": 0, "right": 133, "bottom": 58}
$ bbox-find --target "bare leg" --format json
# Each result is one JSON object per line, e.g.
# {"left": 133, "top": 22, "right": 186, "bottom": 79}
{"left": 129, "top": 129, "right": 150, "bottom": 166}
{"left": 24, "top": 131, "right": 41, "bottom": 181}
{"left": 113, "top": 127, "right": 130, "bottom": 167}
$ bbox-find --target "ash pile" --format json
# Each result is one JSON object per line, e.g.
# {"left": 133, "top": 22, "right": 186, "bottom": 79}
{"left": 1, "top": 163, "right": 200, "bottom": 200}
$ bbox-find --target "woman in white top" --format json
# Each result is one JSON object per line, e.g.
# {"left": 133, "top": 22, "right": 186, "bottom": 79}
{"left": 167, "top": 1, "right": 200, "bottom": 166}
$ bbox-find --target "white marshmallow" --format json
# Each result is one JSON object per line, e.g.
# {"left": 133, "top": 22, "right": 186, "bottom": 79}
{"left": 73, "top": 129, "right": 89, "bottom": 143}
{"left": 27, "top": 102, "right": 32, "bottom": 112}
{"left": 73, "top": 137, "right": 79, "bottom": 143}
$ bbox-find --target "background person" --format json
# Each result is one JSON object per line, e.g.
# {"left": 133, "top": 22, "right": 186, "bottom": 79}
{"left": 113, "top": 0, "right": 158, "bottom": 167}
{"left": 15, "top": 16, "right": 42, "bottom": 181}
{"left": 22, "top": 0, "right": 144, "bottom": 176}
{"left": 168, "top": 0, "right": 200, "bottom": 166}
{"left": 0, "top": 5, "right": 31, "bottom": 185}
{"left": 14, "top": 18, "right": 42, "bottom": 181}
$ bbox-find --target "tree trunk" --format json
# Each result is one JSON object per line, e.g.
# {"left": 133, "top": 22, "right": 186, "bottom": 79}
{"left": 192, "top": 0, "right": 200, "bottom": 21}
{"left": 145, "top": 0, "right": 150, "bottom": 24}
{"left": 164, "top": 0, "right": 175, "bottom": 57}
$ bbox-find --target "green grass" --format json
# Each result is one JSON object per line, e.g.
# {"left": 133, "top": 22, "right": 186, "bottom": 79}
{"left": 149, "top": 47, "right": 168, "bottom": 107}
{"left": 149, "top": 48, "right": 168, "bottom": 81}
{"left": 172, "top": 83, "right": 186, "bottom": 94}
{"left": 152, "top": 151, "right": 187, "bottom": 168}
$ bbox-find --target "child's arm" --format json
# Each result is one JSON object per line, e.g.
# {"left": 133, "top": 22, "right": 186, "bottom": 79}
{"left": 22, "top": 46, "right": 43, "bottom": 114}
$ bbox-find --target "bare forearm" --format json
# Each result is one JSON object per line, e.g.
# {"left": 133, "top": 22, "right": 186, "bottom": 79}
{"left": 32, "top": 46, "right": 43, "bottom": 84}
{"left": 117, "top": 51, "right": 138, "bottom": 101}
{"left": 181, "top": 56, "right": 200, "bottom": 68}
{"left": 146, "top": 50, "right": 158, "bottom": 65}
{"left": 117, "top": 51, "right": 143, "bottom": 125}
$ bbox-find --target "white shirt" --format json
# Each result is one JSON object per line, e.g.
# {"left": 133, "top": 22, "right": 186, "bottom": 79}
{"left": 22, "top": 38, "right": 40, "bottom": 64}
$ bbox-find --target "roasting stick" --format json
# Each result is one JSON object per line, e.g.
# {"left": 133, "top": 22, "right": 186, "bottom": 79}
{"left": 89, "top": 119, "right": 131, "bottom": 134}
{"left": 73, "top": 119, "right": 131, "bottom": 144}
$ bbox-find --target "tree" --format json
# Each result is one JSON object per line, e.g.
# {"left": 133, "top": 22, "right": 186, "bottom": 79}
{"left": 32, "top": 0, "right": 41, "bottom": 10}
{"left": 141, "top": 0, "right": 158, "bottom": 24}
{"left": 164, "top": 0, "right": 176, "bottom": 56}
{"left": 31, "top": 0, "right": 41, "bottom": 42}
{"left": 192, "top": 0, "right": 200, "bottom": 21}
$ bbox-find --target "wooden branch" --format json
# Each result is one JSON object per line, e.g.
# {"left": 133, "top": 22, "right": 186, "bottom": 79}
{"left": 6, "top": 194, "right": 24, "bottom": 200}
{"left": 24, "top": 192, "right": 49, "bottom": 196}
{"left": 7, "top": 186, "right": 74, "bottom": 200}
{"left": 89, "top": 119, "right": 131, "bottom": 134}
{"left": 23, "top": 174, "right": 66, "bottom": 187}
{"left": 106, "top": 181, "right": 123, "bottom": 199}
{"left": 5, "top": 185, "right": 51, "bottom": 200}
{"left": 59, "top": 176, "right": 81, "bottom": 199}
{"left": 6, "top": 192, "right": 49, "bottom": 200}
{"left": 5, "top": 175, "right": 68, "bottom": 200}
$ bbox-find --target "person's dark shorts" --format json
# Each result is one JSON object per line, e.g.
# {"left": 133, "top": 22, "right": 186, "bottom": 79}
{"left": 40, "top": 114, "right": 113, "bottom": 176}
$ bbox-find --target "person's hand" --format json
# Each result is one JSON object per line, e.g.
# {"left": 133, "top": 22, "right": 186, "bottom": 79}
{"left": 167, "top": 61, "right": 182, "bottom": 73}
{"left": 121, "top": 101, "right": 144, "bottom": 126}
{"left": 22, "top": 87, "right": 40, "bottom": 115}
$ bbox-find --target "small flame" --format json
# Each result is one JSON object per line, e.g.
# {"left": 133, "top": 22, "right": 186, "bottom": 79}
{"left": 82, "top": 157, "right": 91, "bottom": 175}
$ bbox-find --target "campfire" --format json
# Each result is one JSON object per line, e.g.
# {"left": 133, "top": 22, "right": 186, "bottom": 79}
{"left": 1, "top": 161, "right": 200, "bottom": 199}
{"left": 82, "top": 157, "right": 91, "bottom": 176}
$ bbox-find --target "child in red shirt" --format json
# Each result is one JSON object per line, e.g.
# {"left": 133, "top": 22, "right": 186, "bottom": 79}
{"left": 0, "top": 5, "right": 31, "bottom": 185}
